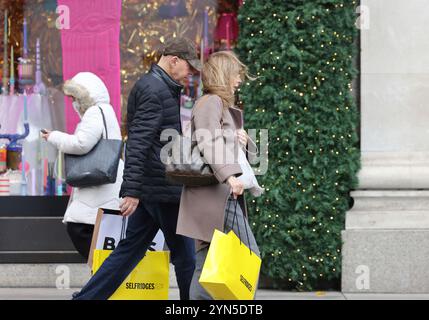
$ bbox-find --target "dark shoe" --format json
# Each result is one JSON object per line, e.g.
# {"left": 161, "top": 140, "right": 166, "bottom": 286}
{"left": 71, "top": 291, "right": 80, "bottom": 300}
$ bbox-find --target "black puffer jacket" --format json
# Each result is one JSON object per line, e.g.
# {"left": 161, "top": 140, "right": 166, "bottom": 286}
{"left": 119, "top": 64, "right": 183, "bottom": 203}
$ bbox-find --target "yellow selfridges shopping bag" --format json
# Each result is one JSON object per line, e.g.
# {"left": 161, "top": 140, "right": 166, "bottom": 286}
{"left": 199, "top": 229, "right": 261, "bottom": 300}
{"left": 93, "top": 249, "right": 170, "bottom": 300}
{"left": 90, "top": 209, "right": 169, "bottom": 300}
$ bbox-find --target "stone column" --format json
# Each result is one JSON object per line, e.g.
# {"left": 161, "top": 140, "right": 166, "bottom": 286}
{"left": 342, "top": 0, "right": 429, "bottom": 293}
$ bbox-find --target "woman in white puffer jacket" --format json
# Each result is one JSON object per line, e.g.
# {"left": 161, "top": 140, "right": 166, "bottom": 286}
{"left": 41, "top": 72, "right": 124, "bottom": 260}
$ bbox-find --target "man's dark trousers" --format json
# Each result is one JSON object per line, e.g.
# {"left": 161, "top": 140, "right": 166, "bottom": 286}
{"left": 72, "top": 201, "right": 195, "bottom": 300}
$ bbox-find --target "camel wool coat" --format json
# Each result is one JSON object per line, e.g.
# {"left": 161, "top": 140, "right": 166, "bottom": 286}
{"left": 176, "top": 94, "right": 247, "bottom": 250}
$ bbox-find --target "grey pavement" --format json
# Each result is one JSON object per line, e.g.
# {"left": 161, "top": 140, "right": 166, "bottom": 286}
{"left": 0, "top": 288, "right": 428, "bottom": 300}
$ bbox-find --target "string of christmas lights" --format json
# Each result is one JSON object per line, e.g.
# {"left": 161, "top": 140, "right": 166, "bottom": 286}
{"left": 236, "top": 0, "right": 360, "bottom": 290}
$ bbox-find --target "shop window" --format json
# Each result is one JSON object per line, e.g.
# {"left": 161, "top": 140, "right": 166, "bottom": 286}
{"left": 0, "top": 0, "right": 240, "bottom": 197}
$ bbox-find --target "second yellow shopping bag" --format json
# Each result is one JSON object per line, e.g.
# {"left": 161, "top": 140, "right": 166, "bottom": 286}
{"left": 90, "top": 208, "right": 170, "bottom": 300}
{"left": 93, "top": 249, "right": 169, "bottom": 300}
{"left": 199, "top": 199, "right": 261, "bottom": 300}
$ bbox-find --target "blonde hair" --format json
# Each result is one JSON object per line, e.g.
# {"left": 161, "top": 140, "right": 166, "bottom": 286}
{"left": 202, "top": 51, "right": 254, "bottom": 108}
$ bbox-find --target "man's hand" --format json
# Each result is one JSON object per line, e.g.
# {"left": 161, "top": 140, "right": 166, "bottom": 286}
{"left": 227, "top": 176, "right": 244, "bottom": 199}
{"left": 120, "top": 197, "right": 140, "bottom": 217}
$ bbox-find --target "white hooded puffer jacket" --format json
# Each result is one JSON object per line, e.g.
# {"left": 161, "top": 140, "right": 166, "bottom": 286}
{"left": 48, "top": 72, "right": 124, "bottom": 225}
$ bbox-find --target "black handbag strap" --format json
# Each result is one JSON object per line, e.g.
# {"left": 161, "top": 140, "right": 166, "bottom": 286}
{"left": 98, "top": 106, "right": 108, "bottom": 139}
{"left": 224, "top": 196, "right": 253, "bottom": 255}
{"left": 120, "top": 216, "right": 127, "bottom": 241}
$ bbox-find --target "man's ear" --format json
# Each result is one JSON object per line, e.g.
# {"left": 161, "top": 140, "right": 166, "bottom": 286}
{"left": 170, "top": 56, "right": 179, "bottom": 66}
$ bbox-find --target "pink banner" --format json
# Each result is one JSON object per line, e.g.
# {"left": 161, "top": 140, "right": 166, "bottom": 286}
{"left": 58, "top": 0, "right": 122, "bottom": 133}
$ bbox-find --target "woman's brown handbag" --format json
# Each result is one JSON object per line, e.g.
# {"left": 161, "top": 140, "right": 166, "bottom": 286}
{"left": 165, "top": 114, "right": 218, "bottom": 187}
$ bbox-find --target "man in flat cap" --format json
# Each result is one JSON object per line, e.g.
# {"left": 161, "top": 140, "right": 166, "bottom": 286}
{"left": 73, "top": 37, "right": 201, "bottom": 300}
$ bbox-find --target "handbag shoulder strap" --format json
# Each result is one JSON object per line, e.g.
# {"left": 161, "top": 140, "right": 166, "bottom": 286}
{"left": 98, "top": 106, "right": 108, "bottom": 139}
{"left": 121, "top": 216, "right": 127, "bottom": 241}
{"left": 190, "top": 95, "right": 224, "bottom": 136}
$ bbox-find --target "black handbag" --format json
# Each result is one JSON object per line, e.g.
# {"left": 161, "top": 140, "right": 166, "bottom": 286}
{"left": 165, "top": 113, "right": 218, "bottom": 187}
{"left": 64, "top": 107, "right": 123, "bottom": 188}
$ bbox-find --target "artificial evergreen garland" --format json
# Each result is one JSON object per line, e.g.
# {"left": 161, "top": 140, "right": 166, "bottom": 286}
{"left": 236, "top": 0, "right": 360, "bottom": 290}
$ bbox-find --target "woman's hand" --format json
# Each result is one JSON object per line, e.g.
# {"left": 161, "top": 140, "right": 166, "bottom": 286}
{"left": 120, "top": 197, "right": 140, "bottom": 217}
{"left": 40, "top": 129, "right": 51, "bottom": 141}
{"left": 236, "top": 129, "right": 248, "bottom": 147}
{"left": 227, "top": 176, "right": 244, "bottom": 199}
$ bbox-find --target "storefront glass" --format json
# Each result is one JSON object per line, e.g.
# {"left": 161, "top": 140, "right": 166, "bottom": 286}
{"left": 0, "top": 0, "right": 240, "bottom": 196}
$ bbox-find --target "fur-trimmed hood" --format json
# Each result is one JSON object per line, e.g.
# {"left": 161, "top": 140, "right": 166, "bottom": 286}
{"left": 63, "top": 72, "right": 110, "bottom": 113}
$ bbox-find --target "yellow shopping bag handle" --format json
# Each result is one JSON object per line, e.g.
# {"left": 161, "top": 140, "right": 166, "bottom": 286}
{"left": 224, "top": 196, "right": 253, "bottom": 256}
{"left": 120, "top": 216, "right": 127, "bottom": 241}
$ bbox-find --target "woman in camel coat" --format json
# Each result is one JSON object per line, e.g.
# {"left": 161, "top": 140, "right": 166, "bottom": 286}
{"left": 176, "top": 51, "right": 261, "bottom": 300}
